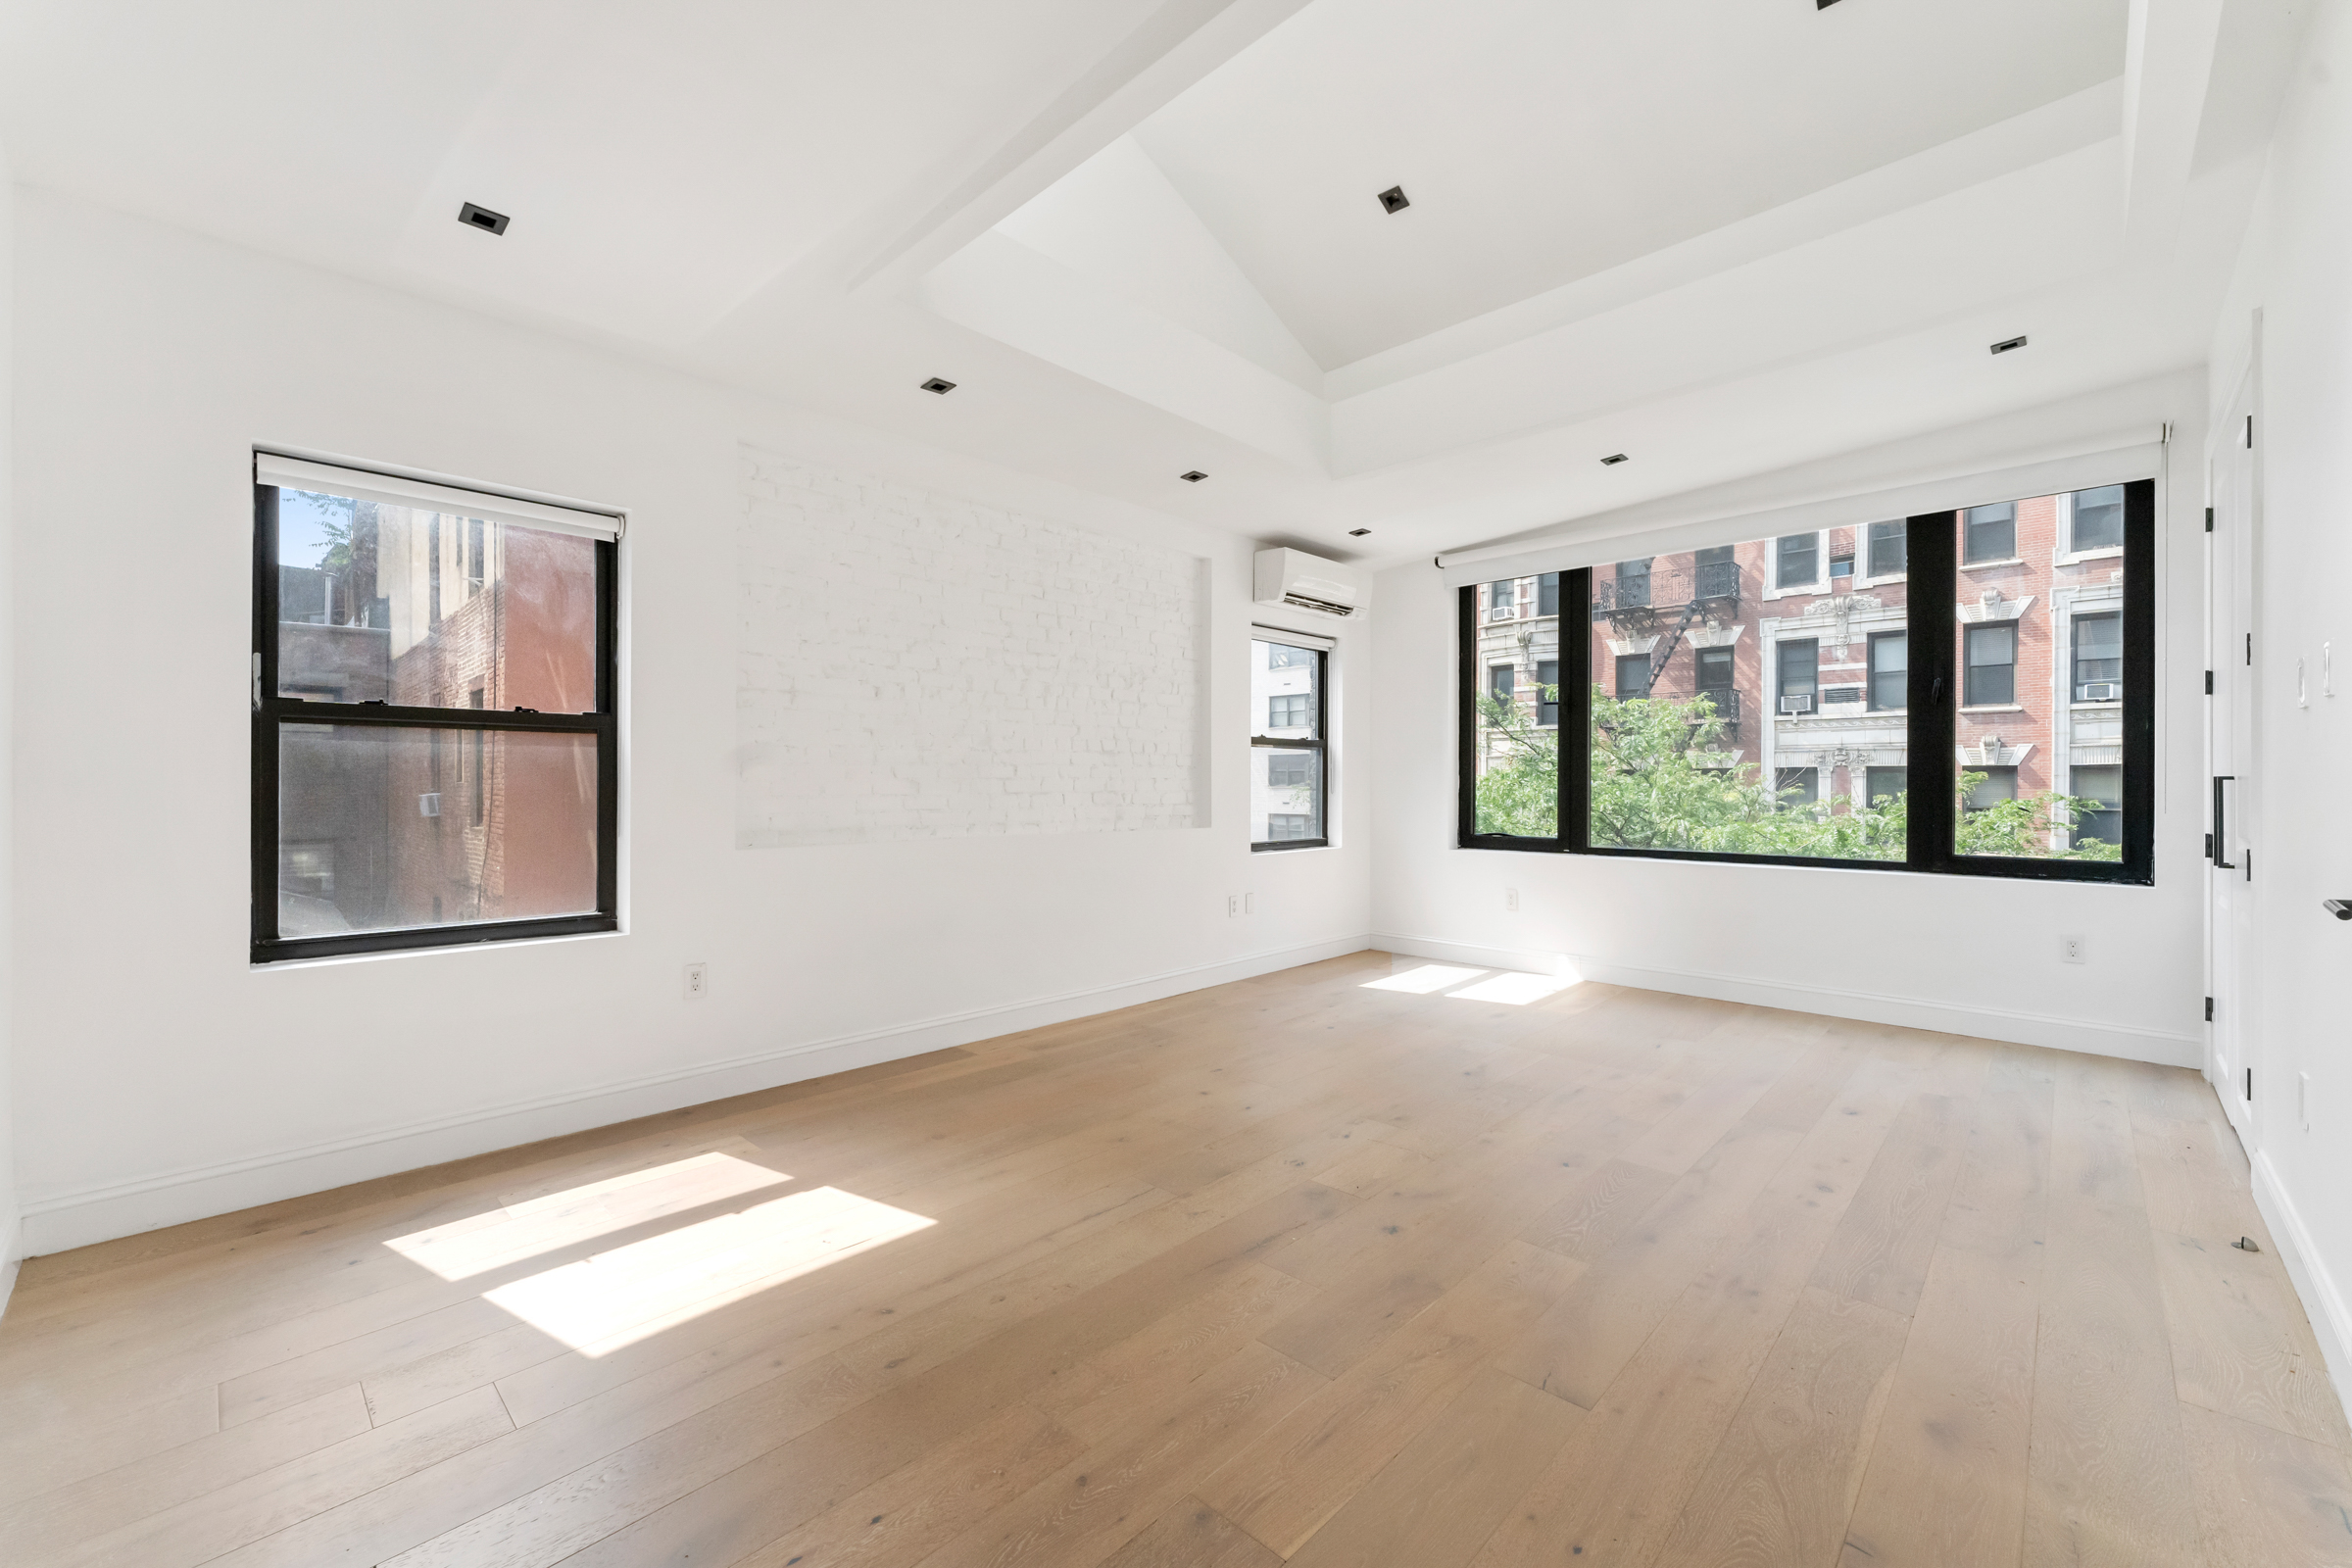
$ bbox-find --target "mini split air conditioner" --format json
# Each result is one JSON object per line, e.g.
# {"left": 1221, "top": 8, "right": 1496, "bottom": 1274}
{"left": 1254, "top": 548, "right": 1367, "bottom": 618}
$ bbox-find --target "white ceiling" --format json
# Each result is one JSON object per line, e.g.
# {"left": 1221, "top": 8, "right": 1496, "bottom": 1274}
{"left": 0, "top": 0, "right": 2310, "bottom": 569}
{"left": 1133, "top": 0, "right": 2130, "bottom": 368}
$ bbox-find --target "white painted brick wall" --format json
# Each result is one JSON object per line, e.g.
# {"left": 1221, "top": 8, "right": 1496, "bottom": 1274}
{"left": 737, "top": 446, "right": 1203, "bottom": 847}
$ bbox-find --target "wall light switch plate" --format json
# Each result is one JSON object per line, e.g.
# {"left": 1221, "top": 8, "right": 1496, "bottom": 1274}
{"left": 1244, "top": 893, "right": 1255, "bottom": 915}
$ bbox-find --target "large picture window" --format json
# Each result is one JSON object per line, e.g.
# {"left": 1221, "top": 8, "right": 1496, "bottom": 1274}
{"left": 253, "top": 454, "right": 619, "bottom": 961}
{"left": 1252, "top": 633, "right": 1329, "bottom": 851}
{"left": 1457, "top": 480, "right": 2155, "bottom": 882}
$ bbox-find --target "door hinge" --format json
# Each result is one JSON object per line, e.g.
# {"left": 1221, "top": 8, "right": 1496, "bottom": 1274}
{"left": 2205, "top": 506, "right": 2214, "bottom": 532}
{"left": 2206, "top": 996, "right": 2215, "bottom": 1022}
{"left": 2205, "top": 669, "right": 2213, "bottom": 695}
{"left": 2246, "top": 850, "right": 2254, "bottom": 882}
{"left": 2247, "top": 632, "right": 2254, "bottom": 666}
{"left": 2246, "top": 414, "right": 2255, "bottom": 448}
{"left": 2246, "top": 1066, "right": 2254, "bottom": 1101}
{"left": 2205, "top": 832, "right": 2214, "bottom": 859}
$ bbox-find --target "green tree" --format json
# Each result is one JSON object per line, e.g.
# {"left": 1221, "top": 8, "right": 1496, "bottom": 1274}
{"left": 1475, "top": 686, "right": 2120, "bottom": 860}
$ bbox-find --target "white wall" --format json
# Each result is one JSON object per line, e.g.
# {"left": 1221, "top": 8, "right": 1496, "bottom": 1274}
{"left": 7, "top": 188, "right": 1372, "bottom": 1255}
{"left": 1370, "top": 370, "right": 2210, "bottom": 1067}
{"left": 2203, "top": 0, "right": 2352, "bottom": 1416}
{"left": 0, "top": 147, "right": 18, "bottom": 1303}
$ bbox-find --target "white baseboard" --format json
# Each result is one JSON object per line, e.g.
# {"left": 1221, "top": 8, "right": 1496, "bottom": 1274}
{"left": 19, "top": 934, "right": 1374, "bottom": 1257}
{"left": 0, "top": 1206, "right": 18, "bottom": 1321}
{"left": 2250, "top": 1149, "right": 2352, "bottom": 1428}
{"left": 1371, "top": 934, "right": 2201, "bottom": 1067}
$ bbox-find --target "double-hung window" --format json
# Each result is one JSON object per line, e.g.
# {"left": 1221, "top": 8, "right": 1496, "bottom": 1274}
{"left": 1252, "top": 633, "right": 1329, "bottom": 850}
{"left": 1458, "top": 478, "right": 2155, "bottom": 883}
{"left": 253, "top": 454, "right": 619, "bottom": 961}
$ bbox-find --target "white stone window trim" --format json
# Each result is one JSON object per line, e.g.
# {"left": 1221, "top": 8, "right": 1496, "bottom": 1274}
{"left": 1762, "top": 529, "right": 1831, "bottom": 600}
{"left": 2054, "top": 488, "right": 2129, "bottom": 565}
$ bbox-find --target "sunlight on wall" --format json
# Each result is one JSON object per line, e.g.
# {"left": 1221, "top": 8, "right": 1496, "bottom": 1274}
{"left": 1361, "top": 963, "right": 1488, "bottom": 994}
{"left": 385, "top": 1152, "right": 793, "bottom": 1281}
{"left": 481, "top": 1185, "right": 935, "bottom": 1355}
{"left": 1446, "top": 971, "right": 1578, "bottom": 1004}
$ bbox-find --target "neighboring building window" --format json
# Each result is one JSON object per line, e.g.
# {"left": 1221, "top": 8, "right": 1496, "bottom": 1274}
{"left": 1778, "top": 638, "right": 1819, "bottom": 713}
{"left": 1775, "top": 533, "right": 1819, "bottom": 590}
{"left": 1253, "top": 636, "right": 1329, "bottom": 850}
{"left": 254, "top": 454, "right": 618, "bottom": 962}
{"left": 2073, "top": 612, "right": 2122, "bottom": 700}
{"left": 1615, "top": 653, "right": 1650, "bottom": 698}
{"left": 2072, "top": 764, "right": 2123, "bottom": 848}
{"left": 1776, "top": 767, "right": 1819, "bottom": 807}
{"left": 2071, "top": 485, "right": 2125, "bottom": 552}
{"left": 1867, "top": 520, "right": 1906, "bottom": 577}
{"left": 1965, "top": 765, "right": 2019, "bottom": 811}
{"left": 1963, "top": 502, "right": 2017, "bottom": 563}
{"left": 1462, "top": 478, "right": 2155, "bottom": 883}
{"left": 1830, "top": 553, "right": 1855, "bottom": 580}
{"left": 1490, "top": 580, "right": 1515, "bottom": 618}
{"left": 1868, "top": 631, "right": 1907, "bottom": 710}
{"left": 1964, "top": 623, "right": 2016, "bottom": 705}
{"left": 1489, "top": 664, "right": 1515, "bottom": 703}
{"left": 1614, "top": 559, "right": 1652, "bottom": 610}
{"left": 1536, "top": 659, "right": 1560, "bottom": 727}
{"left": 1537, "top": 572, "right": 1560, "bottom": 617}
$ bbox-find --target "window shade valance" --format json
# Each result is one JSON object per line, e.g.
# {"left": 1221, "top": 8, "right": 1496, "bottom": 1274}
{"left": 253, "top": 452, "right": 625, "bottom": 542}
{"left": 1436, "top": 434, "right": 2164, "bottom": 590}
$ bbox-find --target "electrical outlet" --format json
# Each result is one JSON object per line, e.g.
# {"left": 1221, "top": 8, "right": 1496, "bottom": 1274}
{"left": 684, "top": 962, "right": 709, "bottom": 999}
{"left": 2060, "top": 934, "right": 2086, "bottom": 965}
{"left": 1505, "top": 887, "right": 1519, "bottom": 912}
{"left": 1227, "top": 895, "right": 1239, "bottom": 918}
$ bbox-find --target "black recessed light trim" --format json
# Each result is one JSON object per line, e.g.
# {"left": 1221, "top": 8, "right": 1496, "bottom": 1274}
{"left": 1990, "top": 335, "right": 2028, "bottom": 355}
{"left": 1377, "top": 186, "right": 1410, "bottom": 215}
{"left": 1348, "top": 528, "right": 1371, "bottom": 537}
{"left": 1817, "top": 0, "right": 1843, "bottom": 9}
{"left": 1180, "top": 470, "right": 1208, "bottom": 482}
{"left": 920, "top": 377, "right": 957, "bottom": 394}
{"left": 458, "top": 202, "right": 511, "bottom": 236}
{"left": 1600, "top": 453, "right": 1630, "bottom": 466}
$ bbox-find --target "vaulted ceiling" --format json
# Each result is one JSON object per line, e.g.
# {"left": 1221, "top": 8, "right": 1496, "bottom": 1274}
{"left": 0, "top": 0, "right": 2311, "bottom": 564}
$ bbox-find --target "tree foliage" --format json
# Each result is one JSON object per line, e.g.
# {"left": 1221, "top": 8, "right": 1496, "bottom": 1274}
{"left": 1474, "top": 686, "right": 2119, "bottom": 861}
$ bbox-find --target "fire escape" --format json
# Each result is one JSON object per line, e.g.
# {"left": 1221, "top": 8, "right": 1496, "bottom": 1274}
{"left": 1592, "top": 559, "right": 1744, "bottom": 737}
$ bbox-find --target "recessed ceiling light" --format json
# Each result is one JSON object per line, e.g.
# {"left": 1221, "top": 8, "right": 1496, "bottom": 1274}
{"left": 920, "top": 377, "right": 957, "bottom": 394}
{"left": 1348, "top": 528, "right": 1371, "bottom": 537}
{"left": 1377, "top": 186, "right": 1410, "bottom": 215}
{"left": 1600, "top": 453, "right": 1630, "bottom": 466}
{"left": 1989, "top": 335, "right": 2028, "bottom": 355}
{"left": 1180, "top": 470, "right": 1208, "bottom": 482}
{"left": 458, "top": 202, "right": 510, "bottom": 236}
{"left": 1817, "top": 0, "right": 1842, "bottom": 9}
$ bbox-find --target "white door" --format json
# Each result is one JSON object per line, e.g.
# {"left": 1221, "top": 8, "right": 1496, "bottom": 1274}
{"left": 2210, "top": 367, "right": 2259, "bottom": 1141}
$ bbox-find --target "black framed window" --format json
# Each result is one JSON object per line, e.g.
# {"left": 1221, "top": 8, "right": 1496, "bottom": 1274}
{"left": 2073, "top": 612, "right": 2122, "bottom": 700}
{"left": 253, "top": 456, "right": 619, "bottom": 962}
{"left": 1775, "top": 533, "right": 1819, "bottom": 590}
{"left": 1963, "top": 502, "right": 2017, "bottom": 563}
{"left": 1777, "top": 638, "right": 1818, "bottom": 714}
{"left": 1868, "top": 631, "right": 1907, "bottom": 710}
{"left": 2071, "top": 485, "right": 2125, "bottom": 552}
{"left": 1964, "top": 623, "right": 2017, "bottom": 706}
{"left": 1457, "top": 478, "right": 2155, "bottom": 884}
{"left": 1536, "top": 659, "right": 1560, "bottom": 727}
{"left": 1867, "top": 520, "right": 1907, "bottom": 577}
{"left": 1252, "top": 635, "right": 1329, "bottom": 851}
{"left": 1614, "top": 653, "right": 1650, "bottom": 698}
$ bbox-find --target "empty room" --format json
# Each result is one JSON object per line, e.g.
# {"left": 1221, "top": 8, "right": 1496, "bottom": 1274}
{"left": 2, "top": 0, "right": 2351, "bottom": 1564}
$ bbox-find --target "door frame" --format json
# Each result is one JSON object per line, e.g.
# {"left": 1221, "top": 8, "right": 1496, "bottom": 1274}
{"left": 2208, "top": 336, "right": 2262, "bottom": 1146}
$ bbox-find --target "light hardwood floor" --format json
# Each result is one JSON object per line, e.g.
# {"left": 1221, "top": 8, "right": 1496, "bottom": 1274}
{"left": 4, "top": 951, "right": 2349, "bottom": 1568}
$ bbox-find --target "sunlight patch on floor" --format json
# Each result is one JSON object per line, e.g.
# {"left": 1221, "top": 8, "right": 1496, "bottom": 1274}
{"left": 385, "top": 1152, "right": 793, "bottom": 1281}
{"left": 1361, "top": 963, "right": 1488, "bottom": 994}
{"left": 1446, "top": 971, "right": 1578, "bottom": 1005}
{"left": 480, "top": 1185, "right": 935, "bottom": 1355}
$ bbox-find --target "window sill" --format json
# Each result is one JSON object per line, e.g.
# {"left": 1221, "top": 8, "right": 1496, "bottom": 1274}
{"left": 2069, "top": 700, "right": 2123, "bottom": 710}
{"left": 1960, "top": 703, "right": 2026, "bottom": 713}
{"left": 1959, "top": 557, "right": 2027, "bottom": 570}
{"left": 1252, "top": 838, "right": 1331, "bottom": 854}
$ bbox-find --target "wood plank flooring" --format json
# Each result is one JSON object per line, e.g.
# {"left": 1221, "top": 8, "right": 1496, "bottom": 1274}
{"left": 4, "top": 951, "right": 2348, "bottom": 1567}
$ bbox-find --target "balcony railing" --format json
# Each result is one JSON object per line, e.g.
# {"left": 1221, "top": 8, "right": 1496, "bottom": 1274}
{"left": 1592, "top": 560, "right": 1741, "bottom": 616}
{"left": 1688, "top": 688, "right": 1740, "bottom": 740}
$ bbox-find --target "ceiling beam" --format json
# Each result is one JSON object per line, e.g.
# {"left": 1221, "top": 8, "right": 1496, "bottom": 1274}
{"left": 2122, "top": 0, "right": 2228, "bottom": 250}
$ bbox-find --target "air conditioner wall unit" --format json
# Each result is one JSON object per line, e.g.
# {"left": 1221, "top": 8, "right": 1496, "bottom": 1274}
{"left": 2080, "top": 682, "right": 2121, "bottom": 702}
{"left": 1254, "top": 547, "right": 1367, "bottom": 618}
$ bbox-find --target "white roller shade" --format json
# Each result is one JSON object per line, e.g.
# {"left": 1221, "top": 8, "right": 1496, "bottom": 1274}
{"left": 1251, "top": 623, "right": 1338, "bottom": 653}
{"left": 254, "top": 452, "right": 624, "bottom": 542}
{"left": 1437, "top": 435, "right": 2163, "bottom": 589}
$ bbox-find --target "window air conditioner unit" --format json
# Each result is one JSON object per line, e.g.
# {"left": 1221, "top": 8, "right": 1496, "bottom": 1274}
{"left": 2081, "top": 682, "right": 2120, "bottom": 702}
{"left": 1779, "top": 695, "right": 1814, "bottom": 715}
{"left": 418, "top": 792, "right": 442, "bottom": 818}
{"left": 1489, "top": 607, "right": 1514, "bottom": 621}
{"left": 1254, "top": 547, "right": 1367, "bottom": 618}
